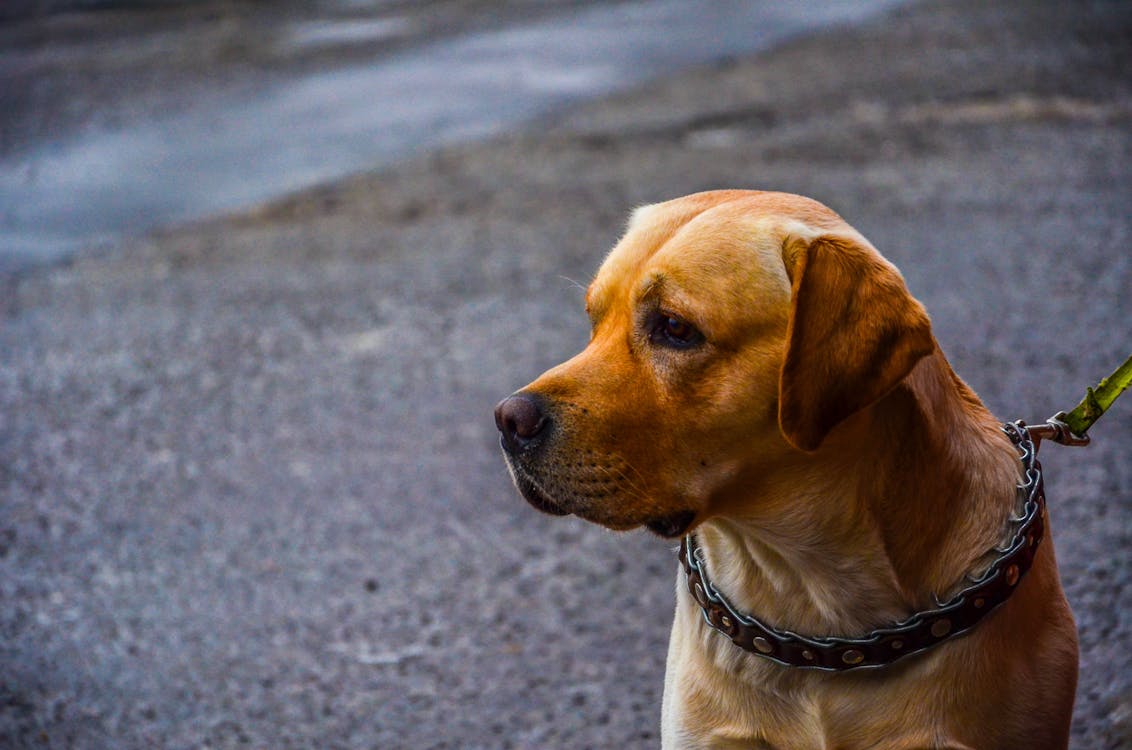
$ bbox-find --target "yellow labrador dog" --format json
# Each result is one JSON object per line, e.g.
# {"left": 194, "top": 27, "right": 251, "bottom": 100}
{"left": 495, "top": 191, "right": 1078, "bottom": 749}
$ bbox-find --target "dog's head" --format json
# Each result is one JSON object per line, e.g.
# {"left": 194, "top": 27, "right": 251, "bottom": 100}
{"left": 496, "top": 191, "right": 934, "bottom": 537}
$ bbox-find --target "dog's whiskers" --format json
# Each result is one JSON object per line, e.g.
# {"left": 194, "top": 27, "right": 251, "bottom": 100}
{"left": 557, "top": 275, "right": 588, "bottom": 295}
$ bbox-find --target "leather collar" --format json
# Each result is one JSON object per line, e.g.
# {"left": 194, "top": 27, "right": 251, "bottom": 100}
{"left": 678, "top": 421, "right": 1046, "bottom": 671}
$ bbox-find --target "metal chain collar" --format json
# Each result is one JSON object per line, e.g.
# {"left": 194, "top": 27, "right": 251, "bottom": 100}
{"left": 678, "top": 421, "right": 1049, "bottom": 671}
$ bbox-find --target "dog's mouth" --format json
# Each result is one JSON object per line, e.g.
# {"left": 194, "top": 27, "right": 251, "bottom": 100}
{"left": 644, "top": 510, "right": 697, "bottom": 539}
{"left": 504, "top": 451, "right": 696, "bottom": 536}
{"left": 506, "top": 461, "right": 570, "bottom": 517}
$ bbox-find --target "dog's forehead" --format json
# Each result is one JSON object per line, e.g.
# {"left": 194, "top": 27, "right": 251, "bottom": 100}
{"left": 587, "top": 191, "right": 844, "bottom": 314}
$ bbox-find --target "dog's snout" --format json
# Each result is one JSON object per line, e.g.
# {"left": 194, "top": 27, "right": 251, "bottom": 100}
{"left": 495, "top": 393, "right": 549, "bottom": 452}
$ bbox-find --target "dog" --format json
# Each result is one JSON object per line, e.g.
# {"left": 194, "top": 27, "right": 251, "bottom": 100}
{"left": 495, "top": 191, "right": 1078, "bottom": 749}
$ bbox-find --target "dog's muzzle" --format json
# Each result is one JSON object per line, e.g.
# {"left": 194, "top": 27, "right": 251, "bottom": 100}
{"left": 495, "top": 392, "right": 695, "bottom": 536}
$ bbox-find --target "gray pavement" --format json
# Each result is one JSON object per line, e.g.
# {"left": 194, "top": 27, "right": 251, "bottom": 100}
{"left": 2, "top": 0, "right": 1131, "bottom": 748}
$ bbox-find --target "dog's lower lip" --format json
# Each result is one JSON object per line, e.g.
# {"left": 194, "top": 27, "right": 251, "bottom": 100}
{"left": 645, "top": 510, "right": 696, "bottom": 539}
{"left": 511, "top": 464, "right": 569, "bottom": 517}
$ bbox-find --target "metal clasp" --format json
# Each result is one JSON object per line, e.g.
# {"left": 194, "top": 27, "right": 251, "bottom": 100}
{"left": 1024, "top": 413, "right": 1091, "bottom": 450}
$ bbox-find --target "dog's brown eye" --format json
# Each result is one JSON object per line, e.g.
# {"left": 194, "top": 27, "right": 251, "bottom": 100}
{"left": 664, "top": 316, "right": 694, "bottom": 340}
{"left": 650, "top": 313, "right": 703, "bottom": 349}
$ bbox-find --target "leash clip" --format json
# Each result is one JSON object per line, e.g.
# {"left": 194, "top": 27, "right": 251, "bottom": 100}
{"left": 1022, "top": 414, "right": 1091, "bottom": 450}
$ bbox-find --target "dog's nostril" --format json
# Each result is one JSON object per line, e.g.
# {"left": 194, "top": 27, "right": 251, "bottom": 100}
{"left": 494, "top": 394, "right": 548, "bottom": 443}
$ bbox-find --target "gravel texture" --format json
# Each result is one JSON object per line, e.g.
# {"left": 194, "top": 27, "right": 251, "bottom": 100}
{"left": 2, "top": 0, "right": 1131, "bottom": 747}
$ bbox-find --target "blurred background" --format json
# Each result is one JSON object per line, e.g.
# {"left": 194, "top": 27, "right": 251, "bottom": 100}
{"left": 0, "top": 0, "right": 902, "bottom": 268}
{"left": 2, "top": 1, "right": 1130, "bottom": 748}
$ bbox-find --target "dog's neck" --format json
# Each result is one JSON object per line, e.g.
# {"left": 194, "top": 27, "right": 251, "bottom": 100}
{"left": 694, "top": 350, "right": 1020, "bottom": 639}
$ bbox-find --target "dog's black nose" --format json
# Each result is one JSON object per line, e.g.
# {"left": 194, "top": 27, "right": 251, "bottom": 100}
{"left": 495, "top": 393, "right": 548, "bottom": 452}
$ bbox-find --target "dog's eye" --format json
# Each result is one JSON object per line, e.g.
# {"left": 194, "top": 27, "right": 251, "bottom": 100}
{"left": 650, "top": 313, "right": 703, "bottom": 349}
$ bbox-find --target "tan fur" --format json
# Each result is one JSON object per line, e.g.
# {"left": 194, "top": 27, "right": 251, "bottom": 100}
{"left": 503, "top": 191, "right": 1078, "bottom": 748}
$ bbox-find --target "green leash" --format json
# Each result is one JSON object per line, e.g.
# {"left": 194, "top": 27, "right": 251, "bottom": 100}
{"left": 1027, "top": 353, "right": 1132, "bottom": 448}
{"left": 1059, "top": 354, "right": 1132, "bottom": 436}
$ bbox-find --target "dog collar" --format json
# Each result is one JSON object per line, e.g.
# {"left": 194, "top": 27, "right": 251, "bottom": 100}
{"left": 678, "top": 421, "right": 1046, "bottom": 671}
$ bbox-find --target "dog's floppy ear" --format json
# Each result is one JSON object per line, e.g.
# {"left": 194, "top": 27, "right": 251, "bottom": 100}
{"left": 779, "top": 234, "right": 935, "bottom": 452}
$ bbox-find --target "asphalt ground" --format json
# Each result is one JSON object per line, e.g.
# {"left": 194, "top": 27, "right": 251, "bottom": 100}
{"left": 2, "top": 0, "right": 1131, "bottom": 747}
